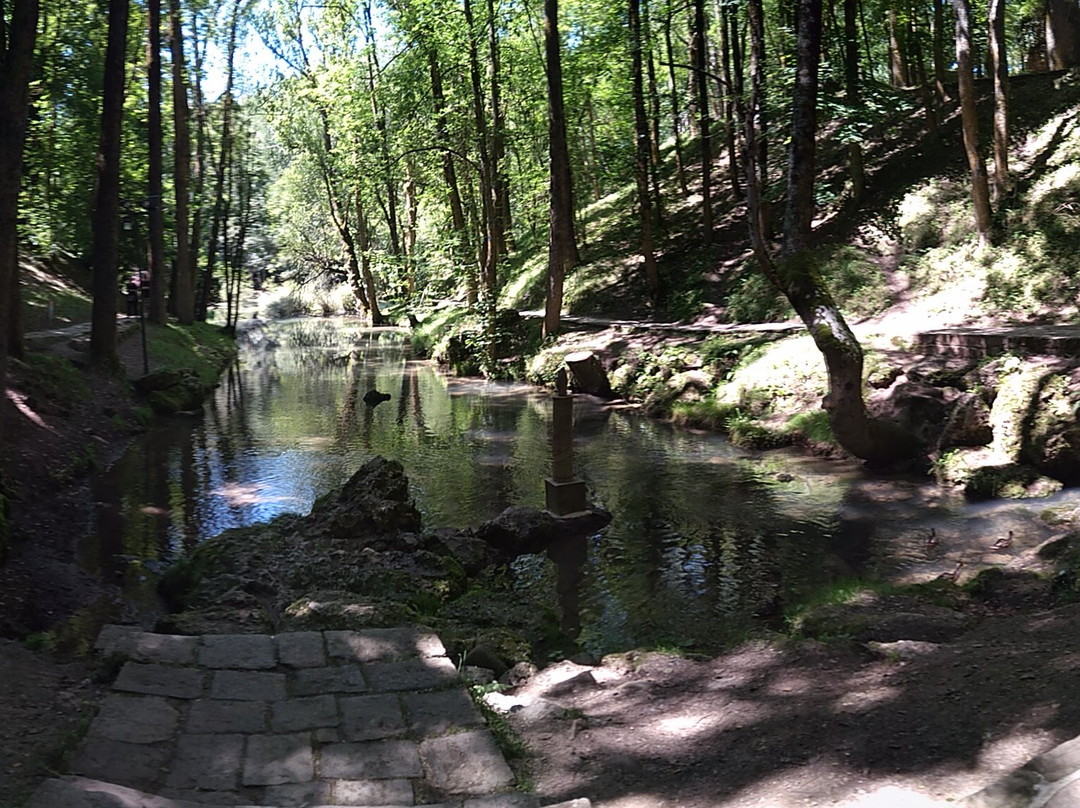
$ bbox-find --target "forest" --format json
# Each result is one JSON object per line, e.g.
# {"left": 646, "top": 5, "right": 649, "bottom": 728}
{"left": 3, "top": 0, "right": 1080, "bottom": 462}
{"left": 6, "top": 0, "right": 1080, "bottom": 804}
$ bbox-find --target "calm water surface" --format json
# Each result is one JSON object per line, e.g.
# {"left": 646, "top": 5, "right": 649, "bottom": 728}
{"left": 81, "top": 318, "right": 1080, "bottom": 654}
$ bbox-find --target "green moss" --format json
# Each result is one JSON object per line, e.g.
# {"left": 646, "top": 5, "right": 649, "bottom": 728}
{"left": 144, "top": 322, "right": 237, "bottom": 387}
{"left": 785, "top": 409, "right": 835, "bottom": 445}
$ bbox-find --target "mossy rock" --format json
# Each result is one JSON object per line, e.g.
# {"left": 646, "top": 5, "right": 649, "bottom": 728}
{"left": 1023, "top": 371, "right": 1080, "bottom": 484}
{"left": 281, "top": 591, "right": 414, "bottom": 631}
{"left": 964, "top": 463, "right": 1062, "bottom": 500}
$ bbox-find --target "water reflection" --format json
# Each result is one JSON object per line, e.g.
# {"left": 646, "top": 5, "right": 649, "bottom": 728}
{"left": 82, "top": 318, "right": 1080, "bottom": 655}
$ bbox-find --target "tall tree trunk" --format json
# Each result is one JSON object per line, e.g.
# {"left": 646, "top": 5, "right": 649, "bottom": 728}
{"left": 486, "top": 0, "right": 510, "bottom": 258}
{"left": 745, "top": 0, "right": 913, "bottom": 462}
{"left": 989, "top": 0, "right": 1010, "bottom": 202}
{"left": 362, "top": 0, "right": 401, "bottom": 259}
{"left": 464, "top": 0, "right": 497, "bottom": 303}
{"left": 355, "top": 191, "right": 382, "bottom": 321}
{"left": 643, "top": 0, "right": 664, "bottom": 218}
{"left": 720, "top": 2, "right": 742, "bottom": 199}
{"left": 196, "top": 0, "right": 240, "bottom": 322}
{"left": 888, "top": 9, "right": 911, "bottom": 86}
{"left": 404, "top": 157, "right": 418, "bottom": 298}
{"left": 543, "top": 0, "right": 581, "bottom": 338}
{"left": 954, "top": 0, "right": 993, "bottom": 244}
{"left": 631, "top": 0, "right": 660, "bottom": 297}
{"left": 844, "top": 0, "right": 865, "bottom": 199}
{"left": 663, "top": 0, "right": 689, "bottom": 195}
{"left": 169, "top": 0, "right": 194, "bottom": 324}
{"left": 147, "top": 0, "right": 167, "bottom": 325}
{"left": 748, "top": 0, "right": 769, "bottom": 237}
{"left": 1046, "top": 0, "right": 1080, "bottom": 68}
{"left": 909, "top": 7, "right": 939, "bottom": 137}
{"left": 933, "top": 0, "right": 947, "bottom": 100}
{"left": 90, "top": 0, "right": 130, "bottom": 367}
{"left": 690, "top": 0, "right": 713, "bottom": 243}
{"left": 0, "top": 0, "right": 40, "bottom": 439}
{"left": 189, "top": 8, "right": 208, "bottom": 301}
{"left": 427, "top": 48, "right": 472, "bottom": 300}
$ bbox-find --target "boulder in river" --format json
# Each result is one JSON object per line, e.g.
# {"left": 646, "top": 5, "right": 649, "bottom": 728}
{"left": 310, "top": 456, "right": 422, "bottom": 536}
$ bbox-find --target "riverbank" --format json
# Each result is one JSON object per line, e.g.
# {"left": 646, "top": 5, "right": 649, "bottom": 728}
{"left": 5, "top": 328, "right": 1080, "bottom": 808}
{"left": 0, "top": 321, "right": 235, "bottom": 805}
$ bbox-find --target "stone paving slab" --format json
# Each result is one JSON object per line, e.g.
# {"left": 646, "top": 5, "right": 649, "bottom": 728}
{"left": 114, "top": 663, "right": 205, "bottom": 699}
{"left": 28, "top": 777, "right": 593, "bottom": 808}
{"left": 36, "top": 626, "right": 593, "bottom": 808}
{"left": 200, "top": 635, "right": 277, "bottom": 670}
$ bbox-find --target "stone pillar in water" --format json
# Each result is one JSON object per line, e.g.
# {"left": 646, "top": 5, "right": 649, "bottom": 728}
{"left": 546, "top": 367, "right": 588, "bottom": 516}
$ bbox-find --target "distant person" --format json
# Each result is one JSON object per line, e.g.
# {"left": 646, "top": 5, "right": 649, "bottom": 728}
{"left": 126, "top": 272, "right": 140, "bottom": 316}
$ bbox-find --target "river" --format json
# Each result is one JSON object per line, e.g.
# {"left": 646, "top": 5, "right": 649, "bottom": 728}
{"left": 79, "top": 317, "right": 1080, "bottom": 655}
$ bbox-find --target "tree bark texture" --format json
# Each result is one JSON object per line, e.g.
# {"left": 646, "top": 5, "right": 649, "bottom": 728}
{"left": 771, "top": 0, "right": 915, "bottom": 462}
{"left": 748, "top": 0, "right": 769, "bottom": 236}
{"left": 90, "top": 0, "right": 130, "bottom": 367}
{"left": 464, "top": 0, "right": 497, "bottom": 302}
{"left": 663, "top": 2, "right": 689, "bottom": 195}
{"left": 720, "top": 3, "right": 741, "bottom": 199}
{"left": 169, "top": 0, "right": 194, "bottom": 324}
{"left": 1046, "top": 0, "right": 1080, "bottom": 68}
{"left": 355, "top": 191, "right": 383, "bottom": 322}
{"left": 989, "top": 0, "right": 1010, "bottom": 202}
{"left": 843, "top": 0, "right": 865, "bottom": 199}
{"left": 0, "top": 0, "right": 39, "bottom": 434}
{"left": 953, "top": 0, "right": 993, "bottom": 243}
{"left": 888, "top": 9, "right": 910, "bottom": 86}
{"left": 147, "top": 0, "right": 167, "bottom": 325}
{"left": 933, "top": 0, "right": 947, "bottom": 101}
{"left": 427, "top": 48, "right": 472, "bottom": 300}
{"left": 544, "top": 0, "right": 580, "bottom": 338}
{"left": 690, "top": 0, "right": 713, "bottom": 243}
{"left": 631, "top": 0, "right": 660, "bottom": 297}
{"left": 197, "top": 0, "right": 240, "bottom": 321}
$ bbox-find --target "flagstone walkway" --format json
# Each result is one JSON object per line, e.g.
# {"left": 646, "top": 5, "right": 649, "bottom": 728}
{"left": 26, "top": 625, "right": 588, "bottom": 808}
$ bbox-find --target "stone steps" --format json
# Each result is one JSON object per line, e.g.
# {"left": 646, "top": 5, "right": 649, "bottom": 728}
{"left": 25, "top": 626, "right": 590, "bottom": 808}
{"left": 916, "top": 326, "right": 1080, "bottom": 360}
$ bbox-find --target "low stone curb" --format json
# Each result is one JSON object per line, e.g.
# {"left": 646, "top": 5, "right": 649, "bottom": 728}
{"left": 960, "top": 735, "right": 1080, "bottom": 808}
{"left": 26, "top": 777, "right": 592, "bottom": 808}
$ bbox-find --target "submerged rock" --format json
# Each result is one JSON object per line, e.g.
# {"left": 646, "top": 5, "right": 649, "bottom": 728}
{"left": 476, "top": 505, "right": 612, "bottom": 558}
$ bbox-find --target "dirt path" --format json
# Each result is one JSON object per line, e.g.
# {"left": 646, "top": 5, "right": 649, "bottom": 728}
{"left": 504, "top": 602, "right": 1080, "bottom": 808}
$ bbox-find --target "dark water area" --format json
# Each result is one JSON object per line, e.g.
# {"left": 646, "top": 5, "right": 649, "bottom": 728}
{"left": 80, "top": 318, "right": 1080, "bottom": 656}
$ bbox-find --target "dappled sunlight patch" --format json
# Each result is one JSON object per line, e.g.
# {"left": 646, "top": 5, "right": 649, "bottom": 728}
{"left": 6, "top": 389, "right": 57, "bottom": 433}
{"left": 1029, "top": 162, "right": 1080, "bottom": 207}
{"left": 833, "top": 684, "right": 902, "bottom": 714}
{"left": 764, "top": 671, "right": 817, "bottom": 697}
{"left": 652, "top": 711, "right": 726, "bottom": 738}
{"left": 499, "top": 252, "right": 546, "bottom": 309}
{"left": 716, "top": 334, "right": 827, "bottom": 419}
{"left": 1015, "top": 105, "right": 1080, "bottom": 170}
{"left": 975, "top": 721, "right": 1058, "bottom": 772}
{"left": 211, "top": 482, "right": 302, "bottom": 508}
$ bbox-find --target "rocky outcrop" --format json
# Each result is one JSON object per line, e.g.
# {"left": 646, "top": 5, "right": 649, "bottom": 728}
{"left": 871, "top": 356, "right": 1080, "bottom": 495}
{"left": 309, "top": 457, "right": 422, "bottom": 537}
